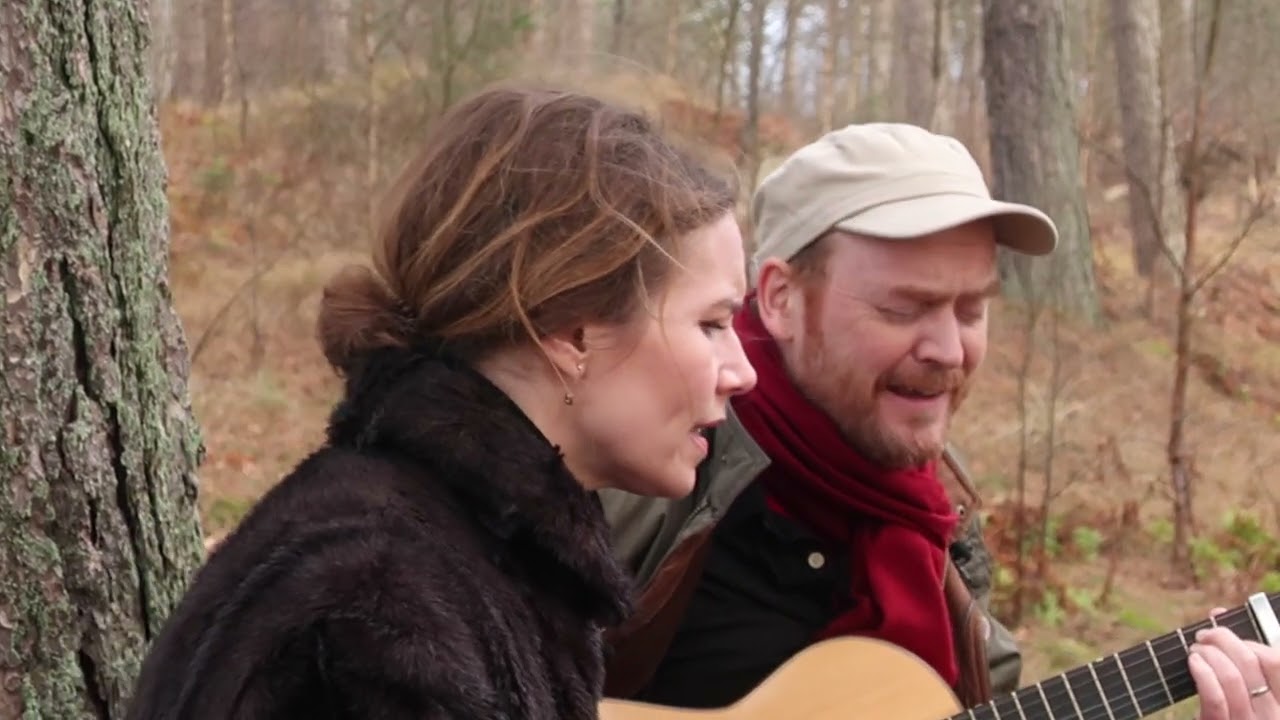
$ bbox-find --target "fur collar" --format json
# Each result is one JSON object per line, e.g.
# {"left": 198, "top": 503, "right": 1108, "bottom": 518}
{"left": 326, "top": 347, "right": 632, "bottom": 626}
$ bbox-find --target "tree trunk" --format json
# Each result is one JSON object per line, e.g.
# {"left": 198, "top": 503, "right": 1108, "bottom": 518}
{"left": 0, "top": 2, "right": 206, "bottom": 718}
{"left": 927, "top": 0, "right": 952, "bottom": 133}
{"left": 891, "top": 0, "right": 935, "bottom": 127}
{"left": 526, "top": 0, "right": 546, "bottom": 55}
{"left": 319, "top": 0, "right": 352, "bottom": 80}
{"left": 818, "top": 0, "right": 843, "bottom": 132}
{"left": 983, "top": 0, "right": 1101, "bottom": 324}
{"left": 1109, "top": 0, "right": 1184, "bottom": 287}
{"left": 1159, "top": 0, "right": 1194, "bottom": 118}
{"left": 858, "top": 0, "right": 890, "bottom": 120}
{"left": 713, "top": 0, "right": 742, "bottom": 121}
{"left": 778, "top": 0, "right": 799, "bottom": 110}
{"left": 610, "top": 0, "right": 627, "bottom": 57}
{"left": 661, "top": 0, "right": 682, "bottom": 76}
{"left": 146, "top": 0, "right": 178, "bottom": 103}
{"left": 201, "top": 0, "right": 227, "bottom": 104}
{"left": 961, "top": 0, "right": 987, "bottom": 162}
{"left": 742, "top": 0, "right": 768, "bottom": 187}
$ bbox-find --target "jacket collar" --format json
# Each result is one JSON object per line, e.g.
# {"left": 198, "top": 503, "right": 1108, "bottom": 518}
{"left": 326, "top": 347, "right": 632, "bottom": 625}
{"left": 697, "top": 404, "right": 771, "bottom": 515}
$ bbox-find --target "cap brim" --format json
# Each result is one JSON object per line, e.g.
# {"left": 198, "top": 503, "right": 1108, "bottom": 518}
{"left": 832, "top": 193, "right": 1058, "bottom": 256}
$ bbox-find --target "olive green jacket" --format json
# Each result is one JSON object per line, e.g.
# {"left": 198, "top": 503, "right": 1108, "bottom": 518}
{"left": 598, "top": 407, "right": 1022, "bottom": 700}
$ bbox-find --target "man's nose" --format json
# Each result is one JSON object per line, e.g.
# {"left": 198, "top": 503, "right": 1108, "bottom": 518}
{"left": 916, "top": 314, "right": 964, "bottom": 368}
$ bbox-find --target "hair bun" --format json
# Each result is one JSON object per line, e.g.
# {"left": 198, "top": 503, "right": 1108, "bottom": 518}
{"left": 316, "top": 264, "right": 411, "bottom": 375}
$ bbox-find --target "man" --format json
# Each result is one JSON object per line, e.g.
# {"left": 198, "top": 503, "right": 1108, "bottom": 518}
{"left": 598, "top": 123, "right": 1280, "bottom": 717}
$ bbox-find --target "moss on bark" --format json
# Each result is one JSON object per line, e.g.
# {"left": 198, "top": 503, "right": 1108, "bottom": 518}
{"left": 0, "top": 1, "right": 205, "bottom": 717}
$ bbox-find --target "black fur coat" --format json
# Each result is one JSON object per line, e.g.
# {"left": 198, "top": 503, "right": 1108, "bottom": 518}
{"left": 125, "top": 349, "right": 633, "bottom": 720}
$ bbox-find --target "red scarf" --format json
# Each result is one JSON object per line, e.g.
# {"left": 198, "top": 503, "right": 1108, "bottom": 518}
{"left": 731, "top": 302, "right": 961, "bottom": 687}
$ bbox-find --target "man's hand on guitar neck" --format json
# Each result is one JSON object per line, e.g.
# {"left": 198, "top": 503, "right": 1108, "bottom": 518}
{"left": 1190, "top": 619, "right": 1280, "bottom": 720}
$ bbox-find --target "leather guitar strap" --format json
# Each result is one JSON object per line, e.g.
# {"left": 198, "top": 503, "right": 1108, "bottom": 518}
{"left": 945, "top": 558, "right": 993, "bottom": 708}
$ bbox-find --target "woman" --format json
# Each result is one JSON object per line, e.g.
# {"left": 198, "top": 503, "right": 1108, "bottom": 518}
{"left": 126, "top": 85, "right": 757, "bottom": 719}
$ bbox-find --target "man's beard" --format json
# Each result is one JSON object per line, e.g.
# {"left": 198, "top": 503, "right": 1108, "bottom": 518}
{"left": 790, "top": 328, "right": 969, "bottom": 470}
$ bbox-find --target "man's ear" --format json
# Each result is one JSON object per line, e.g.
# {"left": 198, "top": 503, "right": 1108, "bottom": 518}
{"left": 756, "top": 258, "right": 801, "bottom": 343}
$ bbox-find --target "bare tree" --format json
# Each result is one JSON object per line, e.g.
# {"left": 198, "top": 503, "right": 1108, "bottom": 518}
{"left": 818, "top": 0, "right": 844, "bottom": 132}
{"left": 742, "top": 0, "right": 769, "bottom": 187}
{"left": 983, "top": 0, "right": 1101, "bottom": 323}
{"left": 0, "top": 1, "right": 206, "bottom": 717}
{"left": 1164, "top": 0, "right": 1274, "bottom": 575}
{"left": 777, "top": 0, "right": 800, "bottom": 110}
{"left": 1109, "top": 0, "right": 1185, "bottom": 316}
{"left": 891, "top": 0, "right": 935, "bottom": 127}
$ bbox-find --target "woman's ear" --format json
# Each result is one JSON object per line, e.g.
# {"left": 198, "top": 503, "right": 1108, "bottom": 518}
{"left": 539, "top": 327, "right": 589, "bottom": 381}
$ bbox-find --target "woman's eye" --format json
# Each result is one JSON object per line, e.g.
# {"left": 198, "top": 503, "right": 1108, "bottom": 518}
{"left": 700, "top": 320, "right": 729, "bottom": 336}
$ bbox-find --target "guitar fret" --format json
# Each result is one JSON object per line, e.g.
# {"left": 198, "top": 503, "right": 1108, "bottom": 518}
{"left": 1035, "top": 681, "right": 1055, "bottom": 720}
{"left": 937, "top": 594, "right": 1280, "bottom": 720}
{"left": 1065, "top": 665, "right": 1105, "bottom": 720}
{"left": 989, "top": 693, "right": 1022, "bottom": 720}
{"left": 1146, "top": 640, "right": 1176, "bottom": 707}
{"left": 1060, "top": 671, "right": 1085, "bottom": 719}
{"left": 1113, "top": 654, "right": 1142, "bottom": 717}
{"left": 969, "top": 701, "right": 996, "bottom": 720}
{"left": 1086, "top": 661, "right": 1118, "bottom": 720}
{"left": 1115, "top": 643, "right": 1165, "bottom": 717}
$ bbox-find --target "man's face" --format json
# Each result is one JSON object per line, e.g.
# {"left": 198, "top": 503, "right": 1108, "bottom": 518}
{"left": 759, "top": 220, "right": 999, "bottom": 469}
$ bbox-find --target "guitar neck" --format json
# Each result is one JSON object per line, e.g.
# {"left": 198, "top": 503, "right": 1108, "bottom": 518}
{"left": 953, "top": 592, "right": 1280, "bottom": 720}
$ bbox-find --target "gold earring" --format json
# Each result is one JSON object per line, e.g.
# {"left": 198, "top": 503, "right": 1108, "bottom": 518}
{"left": 565, "top": 362, "right": 584, "bottom": 405}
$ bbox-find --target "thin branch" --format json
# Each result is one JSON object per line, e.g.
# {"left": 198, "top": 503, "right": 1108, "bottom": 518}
{"left": 1190, "top": 195, "right": 1271, "bottom": 296}
{"left": 1079, "top": 134, "right": 1184, "bottom": 278}
{"left": 189, "top": 230, "right": 306, "bottom": 365}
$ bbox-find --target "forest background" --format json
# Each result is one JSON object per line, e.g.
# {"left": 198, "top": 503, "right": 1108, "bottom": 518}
{"left": 155, "top": 0, "right": 1280, "bottom": 714}
{"left": 3, "top": 0, "right": 1279, "bottom": 718}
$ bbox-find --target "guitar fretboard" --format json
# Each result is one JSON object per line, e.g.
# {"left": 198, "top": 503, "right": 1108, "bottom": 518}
{"left": 952, "top": 593, "right": 1278, "bottom": 720}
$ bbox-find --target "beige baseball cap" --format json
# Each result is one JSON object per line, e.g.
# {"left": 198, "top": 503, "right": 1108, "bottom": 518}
{"left": 750, "top": 123, "right": 1059, "bottom": 274}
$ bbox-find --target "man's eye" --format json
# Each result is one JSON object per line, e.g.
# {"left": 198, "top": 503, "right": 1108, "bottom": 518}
{"left": 878, "top": 306, "right": 918, "bottom": 322}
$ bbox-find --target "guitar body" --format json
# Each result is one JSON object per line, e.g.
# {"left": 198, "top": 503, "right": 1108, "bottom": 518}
{"left": 598, "top": 636, "right": 963, "bottom": 720}
{"left": 599, "top": 591, "right": 1280, "bottom": 719}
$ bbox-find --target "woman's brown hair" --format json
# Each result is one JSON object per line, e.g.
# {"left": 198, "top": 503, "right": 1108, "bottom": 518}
{"left": 318, "top": 84, "right": 738, "bottom": 373}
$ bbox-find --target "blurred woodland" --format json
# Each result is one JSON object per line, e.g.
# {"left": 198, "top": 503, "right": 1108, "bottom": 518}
{"left": 157, "top": 0, "right": 1280, "bottom": 685}
{"left": 2, "top": 0, "right": 1280, "bottom": 717}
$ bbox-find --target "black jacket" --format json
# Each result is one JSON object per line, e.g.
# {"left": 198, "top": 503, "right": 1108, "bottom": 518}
{"left": 126, "top": 349, "right": 633, "bottom": 719}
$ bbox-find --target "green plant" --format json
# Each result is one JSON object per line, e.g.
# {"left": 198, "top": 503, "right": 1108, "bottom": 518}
{"left": 1035, "top": 589, "right": 1066, "bottom": 628}
{"left": 1071, "top": 526, "right": 1104, "bottom": 561}
{"left": 1147, "top": 517, "right": 1174, "bottom": 545}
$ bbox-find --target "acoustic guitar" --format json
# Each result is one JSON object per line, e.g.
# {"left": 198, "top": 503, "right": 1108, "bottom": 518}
{"left": 599, "top": 591, "right": 1279, "bottom": 720}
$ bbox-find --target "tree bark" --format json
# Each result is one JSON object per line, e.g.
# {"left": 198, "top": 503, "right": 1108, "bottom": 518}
{"left": 818, "top": 0, "right": 843, "bottom": 132}
{"left": 170, "top": 0, "right": 207, "bottom": 102}
{"left": 891, "top": 0, "right": 935, "bottom": 127}
{"left": 146, "top": 0, "right": 177, "bottom": 102}
{"left": 0, "top": 2, "right": 206, "bottom": 717}
{"left": 742, "top": 0, "right": 767, "bottom": 187}
{"left": 1109, "top": 0, "right": 1184, "bottom": 283}
{"left": 778, "top": 0, "right": 799, "bottom": 110}
{"left": 863, "top": 0, "right": 889, "bottom": 119}
{"left": 983, "top": 0, "right": 1101, "bottom": 324}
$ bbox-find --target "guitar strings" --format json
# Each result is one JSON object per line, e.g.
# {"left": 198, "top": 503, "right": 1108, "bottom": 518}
{"left": 961, "top": 610, "right": 1262, "bottom": 719}
{"left": 976, "top": 648, "right": 1209, "bottom": 720}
